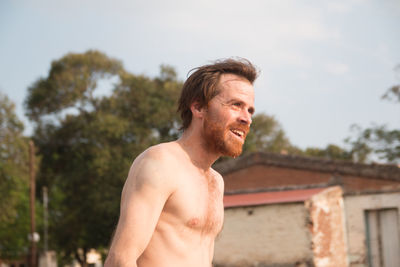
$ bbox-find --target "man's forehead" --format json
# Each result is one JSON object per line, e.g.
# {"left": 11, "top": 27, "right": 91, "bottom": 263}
{"left": 215, "top": 74, "right": 255, "bottom": 108}
{"left": 219, "top": 73, "right": 250, "bottom": 85}
{"left": 217, "top": 74, "right": 254, "bottom": 97}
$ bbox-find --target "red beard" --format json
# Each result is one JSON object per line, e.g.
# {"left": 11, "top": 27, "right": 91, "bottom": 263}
{"left": 203, "top": 112, "right": 249, "bottom": 157}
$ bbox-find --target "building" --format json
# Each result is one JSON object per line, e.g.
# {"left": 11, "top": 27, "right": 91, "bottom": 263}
{"left": 213, "top": 152, "right": 400, "bottom": 267}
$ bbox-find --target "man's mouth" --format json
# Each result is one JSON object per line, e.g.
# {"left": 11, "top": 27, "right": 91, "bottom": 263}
{"left": 230, "top": 129, "right": 246, "bottom": 139}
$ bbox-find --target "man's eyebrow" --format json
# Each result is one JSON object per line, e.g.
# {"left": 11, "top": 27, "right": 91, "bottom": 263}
{"left": 227, "top": 99, "right": 255, "bottom": 114}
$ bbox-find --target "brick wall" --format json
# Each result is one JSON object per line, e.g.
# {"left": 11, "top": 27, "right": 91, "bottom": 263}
{"left": 222, "top": 164, "right": 400, "bottom": 195}
{"left": 224, "top": 165, "right": 331, "bottom": 193}
{"left": 214, "top": 203, "right": 313, "bottom": 266}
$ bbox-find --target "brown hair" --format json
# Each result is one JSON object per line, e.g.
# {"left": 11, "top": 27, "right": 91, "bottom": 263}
{"left": 177, "top": 58, "right": 258, "bottom": 130}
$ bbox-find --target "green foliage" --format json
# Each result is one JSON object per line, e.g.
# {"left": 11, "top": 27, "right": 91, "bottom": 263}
{"left": 346, "top": 124, "right": 400, "bottom": 164}
{"left": 241, "top": 113, "right": 353, "bottom": 161}
{"left": 25, "top": 50, "right": 123, "bottom": 121}
{"left": 0, "top": 93, "right": 31, "bottom": 259}
{"left": 303, "top": 144, "right": 352, "bottom": 161}
{"left": 40, "top": 112, "right": 133, "bottom": 256}
{"left": 112, "top": 67, "right": 181, "bottom": 144}
{"left": 24, "top": 50, "right": 182, "bottom": 265}
{"left": 382, "top": 64, "right": 400, "bottom": 103}
{"left": 346, "top": 65, "right": 400, "bottom": 164}
{"left": 243, "top": 113, "right": 293, "bottom": 154}
{"left": 382, "top": 85, "right": 400, "bottom": 103}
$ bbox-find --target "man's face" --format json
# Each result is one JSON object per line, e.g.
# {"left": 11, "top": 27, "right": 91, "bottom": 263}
{"left": 202, "top": 74, "right": 255, "bottom": 157}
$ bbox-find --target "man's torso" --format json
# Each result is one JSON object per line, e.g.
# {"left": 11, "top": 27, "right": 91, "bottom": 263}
{"left": 136, "top": 142, "right": 224, "bottom": 267}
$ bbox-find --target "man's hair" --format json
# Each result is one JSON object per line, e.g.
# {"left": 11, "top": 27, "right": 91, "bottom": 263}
{"left": 177, "top": 58, "right": 258, "bottom": 130}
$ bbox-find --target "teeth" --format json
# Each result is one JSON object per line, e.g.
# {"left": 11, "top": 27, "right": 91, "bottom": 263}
{"left": 231, "top": 129, "right": 244, "bottom": 137}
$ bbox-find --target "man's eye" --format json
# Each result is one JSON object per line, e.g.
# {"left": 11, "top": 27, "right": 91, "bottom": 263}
{"left": 233, "top": 103, "right": 241, "bottom": 107}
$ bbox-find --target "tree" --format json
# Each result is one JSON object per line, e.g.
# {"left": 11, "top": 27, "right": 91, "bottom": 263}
{"left": 25, "top": 51, "right": 182, "bottom": 266}
{"left": 242, "top": 113, "right": 356, "bottom": 162}
{"left": 242, "top": 113, "right": 298, "bottom": 154}
{"left": 25, "top": 50, "right": 123, "bottom": 122}
{"left": 346, "top": 65, "right": 400, "bottom": 164}
{"left": 0, "top": 93, "right": 33, "bottom": 260}
{"left": 303, "top": 144, "right": 352, "bottom": 161}
{"left": 24, "top": 50, "right": 126, "bottom": 266}
{"left": 382, "top": 64, "right": 400, "bottom": 103}
{"left": 347, "top": 124, "right": 400, "bottom": 164}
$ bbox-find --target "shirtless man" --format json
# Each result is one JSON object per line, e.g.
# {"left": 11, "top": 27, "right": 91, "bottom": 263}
{"left": 104, "top": 59, "right": 258, "bottom": 267}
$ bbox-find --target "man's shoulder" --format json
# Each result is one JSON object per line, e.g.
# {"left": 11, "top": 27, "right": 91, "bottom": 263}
{"left": 130, "top": 141, "right": 183, "bottom": 178}
{"left": 125, "top": 142, "right": 183, "bottom": 191}
{"left": 140, "top": 141, "right": 182, "bottom": 164}
{"left": 210, "top": 168, "right": 222, "bottom": 179}
{"left": 210, "top": 168, "right": 224, "bottom": 189}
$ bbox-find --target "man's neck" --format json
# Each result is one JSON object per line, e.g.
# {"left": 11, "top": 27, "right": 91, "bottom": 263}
{"left": 177, "top": 128, "right": 220, "bottom": 172}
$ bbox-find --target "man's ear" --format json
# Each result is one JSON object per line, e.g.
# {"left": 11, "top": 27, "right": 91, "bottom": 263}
{"left": 190, "top": 102, "right": 205, "bottom": 119}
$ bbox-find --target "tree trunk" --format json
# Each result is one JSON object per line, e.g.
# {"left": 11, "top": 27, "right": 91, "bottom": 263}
{"left": 74, "top": 247, "right": 88, "bottom": 267}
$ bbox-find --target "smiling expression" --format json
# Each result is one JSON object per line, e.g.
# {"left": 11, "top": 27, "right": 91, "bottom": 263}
{"left": 202, "top": 74, "right": 255, "bottom": 157}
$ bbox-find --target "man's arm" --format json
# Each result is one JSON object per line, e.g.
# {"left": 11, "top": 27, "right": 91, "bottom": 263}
{"left": 104, "top": 149, "right": 174, "bottom": 267}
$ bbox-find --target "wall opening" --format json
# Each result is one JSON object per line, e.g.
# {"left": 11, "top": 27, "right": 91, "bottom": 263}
{"left": 365, "top": 208, "right": 400, "bottom": 267}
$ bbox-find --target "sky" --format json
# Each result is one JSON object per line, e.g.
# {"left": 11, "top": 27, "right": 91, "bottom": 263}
{"left": 1, "top": 0, "right": 399, "bottom": 150}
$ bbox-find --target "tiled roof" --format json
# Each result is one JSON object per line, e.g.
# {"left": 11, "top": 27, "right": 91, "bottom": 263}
{"left": 224, "top": 187, "right": 327, "bottom": 208}
{"left": 214, "top": 152, "right": 400, "bottom": 181}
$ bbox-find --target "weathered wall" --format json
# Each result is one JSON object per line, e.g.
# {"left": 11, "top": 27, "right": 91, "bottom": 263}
{"left": 213, "top": 203, "right": 313, "bottom": 267}
{"left": 306, "top": 186, "right": 348, "bottom": 267}
{"left": 215, "top": 153, "right": 400, "bottom": 267}
{"left": 344, "top": 192, "right": 400, "bottom": 267}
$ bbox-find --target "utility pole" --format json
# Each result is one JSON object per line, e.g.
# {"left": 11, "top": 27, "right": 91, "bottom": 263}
{"left": 29, "top": 141, "right": 37, "bottom": 267}
{"left": 43, "top": 186, "right": 49, "bottom": 252}
{"left": 43, "top": 186, "right": 49, "bottom": 267}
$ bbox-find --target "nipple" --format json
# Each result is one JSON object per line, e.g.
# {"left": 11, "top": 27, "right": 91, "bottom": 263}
{"left": 187, "top": 218, "right": 200, "bottom": 228}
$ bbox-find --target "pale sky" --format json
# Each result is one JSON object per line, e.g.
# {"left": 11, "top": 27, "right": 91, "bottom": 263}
{"left": 1, "top": 0, "right": 399, "bottom": 149}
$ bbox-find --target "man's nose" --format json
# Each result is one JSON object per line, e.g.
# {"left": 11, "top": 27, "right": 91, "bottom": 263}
{"left": 239, "top": 110, "right": 252, "bottom": 125}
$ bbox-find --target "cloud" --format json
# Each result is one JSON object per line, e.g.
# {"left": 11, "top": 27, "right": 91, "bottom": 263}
{"left": 20, "top": 0, "right": 345, "bottom": 71}
{"left": 326, "top": 0, "right": 368, "bottom": 14}
{"left": 325, "top": 62, "right": 350, "bottom": 75}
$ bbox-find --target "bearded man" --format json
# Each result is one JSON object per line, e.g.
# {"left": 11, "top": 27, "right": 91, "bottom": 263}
{"left": 104, "top": 58, "right": 258, "bottom": 267}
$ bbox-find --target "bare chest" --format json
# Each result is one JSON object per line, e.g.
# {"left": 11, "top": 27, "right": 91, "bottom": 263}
{"left": 163, "top": 173, "right": 224, "bottom": 235}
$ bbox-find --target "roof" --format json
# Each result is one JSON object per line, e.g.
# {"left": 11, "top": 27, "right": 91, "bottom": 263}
{"left": 224, "top": 187, "right": 327, "bottom": 208}
{"left": 214, "top": 152, "right": 400, "bottom": 181}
